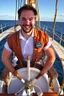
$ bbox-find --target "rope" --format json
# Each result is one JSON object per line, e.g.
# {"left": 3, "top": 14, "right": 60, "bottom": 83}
{"left": 15, "top": 0, "right": 17, "bottom": 26}
{"left": 58, "top": 84, "right": 64, "bottom": 95}
{"left": 36, "top": 0, "right": 40, "bottom": 29}
{"left": 54, "top": 33, "right": 64, "bottom": 42}
{"left": 14, "top": 0, "right": 23, "bottom": 31}
{"left": 15, "top": 84, "right": 25, "bottom": 95}
{"left": 15, "top": 82, "right": 43, "bottom": 95}
{"left": 34, "top": 84, "right": 43, "bottom": 95}
{"left": 20, "top": 0, "right": 22, "bottom": 7}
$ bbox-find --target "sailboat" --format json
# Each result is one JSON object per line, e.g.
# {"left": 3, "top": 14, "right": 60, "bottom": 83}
{"left": 0, "top": 0, "right": 64, "bottom": 96}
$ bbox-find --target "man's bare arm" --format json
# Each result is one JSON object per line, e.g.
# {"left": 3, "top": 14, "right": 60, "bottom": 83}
{"left": 2, "top": 48, "right": 25, "bottom": 82}
{"left": 36, "top": 45, "right": 56, "bottom": 79}
{"left": 2, "top": 48, "right": 15, "bottom": 73}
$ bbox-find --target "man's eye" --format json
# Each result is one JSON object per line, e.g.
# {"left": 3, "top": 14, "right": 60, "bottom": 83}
{"left": 29, "top": 17, "right": 33, "bottom": 21}
{"left": 22, "top": 17, "right": 26, "bottom": 21}
{"left": 21, "top": 17, "right": 34, "bottom": 21}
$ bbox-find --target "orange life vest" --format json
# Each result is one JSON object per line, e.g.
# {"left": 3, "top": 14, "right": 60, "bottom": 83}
{"left": 7, "top": 28, "right": 49, "bottom": 63}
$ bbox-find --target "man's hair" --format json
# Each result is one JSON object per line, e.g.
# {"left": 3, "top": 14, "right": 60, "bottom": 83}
{"left": 18, "top": 4, "right": 38, "bottom": 19}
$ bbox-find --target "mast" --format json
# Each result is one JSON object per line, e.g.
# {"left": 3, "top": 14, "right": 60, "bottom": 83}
{"left": 52, "top": 0, "right": 58, "bottom": 40}
{"left": 24, "top": 0, "right": 40, "bottom": 28}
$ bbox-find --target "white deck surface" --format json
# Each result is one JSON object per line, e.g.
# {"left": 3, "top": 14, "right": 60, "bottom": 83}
{"left": 50, "top": 38, "right": 64, "bottom": 70}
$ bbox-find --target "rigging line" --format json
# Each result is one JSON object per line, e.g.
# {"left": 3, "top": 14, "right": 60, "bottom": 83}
{"left": 20, "top": 0, "right": 22, "bottom": 7}
{"left": 18, "top": 0, "right": 21, "bottom": 9}
{"left": 18, "top": 0, "right": 19, "bottom": 9}
{"left": 15, "top": 0, "right": 18, "bottom": 26}
{"left": 17, "top": 0, "right": 23, "bottom": 11}
{"left": 54, "top": 33, "right": 64, "bottom": 42}
{"left": 36, "top": 0, "right": 40, "bottom": 29}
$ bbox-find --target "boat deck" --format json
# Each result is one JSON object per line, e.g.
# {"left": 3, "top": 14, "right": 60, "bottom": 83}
{"left": 50, "top": 38, "right": 64, "bottom": 70}
{"left": 0, "top": 26, "right": 21, "bottom": 41}
{"left": 0, "top": 27, "right": 64, "bottom": 96}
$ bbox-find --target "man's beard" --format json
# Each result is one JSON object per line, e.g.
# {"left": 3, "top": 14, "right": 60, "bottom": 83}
{"left": 21, "top": 25, "right": 33, "bottom": 33}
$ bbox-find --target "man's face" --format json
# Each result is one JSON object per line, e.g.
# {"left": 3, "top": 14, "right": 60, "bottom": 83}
{"left": 19, "top": 10, "right": 36, "bottom": 33}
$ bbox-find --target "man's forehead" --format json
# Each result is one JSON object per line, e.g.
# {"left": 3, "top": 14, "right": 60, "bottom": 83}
{"left": 20, "top": 16, "right": 37, "bottom": 18}
{"left": 20, "top": 10, "right": 35, "bottom": 15}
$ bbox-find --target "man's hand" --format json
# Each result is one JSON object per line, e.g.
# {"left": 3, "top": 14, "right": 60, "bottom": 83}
{"left": 36, "top": 73, "right": 43, "bottom": 79}
{"left": 31, "top": 73, "right": 43, "bottom": 85}
{"left": 12, "top": 70, "right": 25, "bottom": 83}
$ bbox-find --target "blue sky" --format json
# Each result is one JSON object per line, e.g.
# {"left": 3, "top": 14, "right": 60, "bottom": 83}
{"left": 0, "top": 0, "right": 64, "bottom": 21}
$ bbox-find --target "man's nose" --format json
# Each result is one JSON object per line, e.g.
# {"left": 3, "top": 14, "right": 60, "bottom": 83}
{"left": 26, "top": 19, "right": 30, "bottom": 25}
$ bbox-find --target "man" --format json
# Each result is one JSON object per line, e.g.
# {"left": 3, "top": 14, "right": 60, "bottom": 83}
{"left": 2, "top": 5, "right": 55, "bottom": 84}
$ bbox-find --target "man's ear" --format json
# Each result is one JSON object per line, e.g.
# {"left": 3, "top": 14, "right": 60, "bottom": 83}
{"left": 35, "top": 16, "right": 38, "bottom": 21}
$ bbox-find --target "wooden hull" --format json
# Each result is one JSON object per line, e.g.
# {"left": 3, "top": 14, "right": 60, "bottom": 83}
{"left": 0, "top": 93, "right": 64, "bottom": 96}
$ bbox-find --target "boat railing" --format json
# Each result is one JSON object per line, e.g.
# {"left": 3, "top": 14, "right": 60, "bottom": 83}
{"left": 0, "top": 24, "right": 6, "bottom": 33}
{"left": 42, "top": 25, "right": 64, "bottom": 47}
